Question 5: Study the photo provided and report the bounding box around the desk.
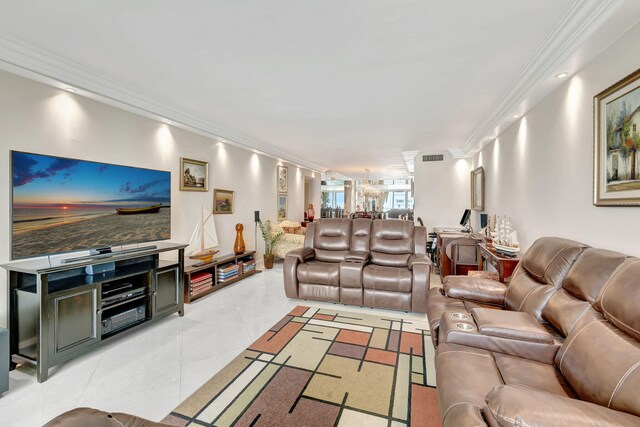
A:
[477,243,521,283]
[436,231,471,279]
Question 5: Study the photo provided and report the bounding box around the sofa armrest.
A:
[470,308,554,344]
[285,247,315,263]
[411,260,431,313]
[442,276,506,306]
[484,385,640,427]
[344,250,370,263]
[45,407,171,426]
[408,254,431,270]
[284,248,314,299]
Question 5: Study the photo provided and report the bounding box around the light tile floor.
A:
[0,262,439,426]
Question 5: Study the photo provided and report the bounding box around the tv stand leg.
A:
[178,309,184,317]
[37,275,50,383]
[37,363,48,383]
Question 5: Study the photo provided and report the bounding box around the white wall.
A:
[413,153,470,231]
[0,70,315,326]
[471,20,640,255]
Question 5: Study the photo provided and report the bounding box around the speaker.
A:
[480,213,488,228]
[254,210,260,222]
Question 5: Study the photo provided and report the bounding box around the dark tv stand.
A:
[1,242,187,382]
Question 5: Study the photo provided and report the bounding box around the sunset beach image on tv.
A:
[12,151,171,259]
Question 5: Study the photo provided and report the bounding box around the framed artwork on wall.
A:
[277,165,288,193]
[277,194,288,221]
[594,68,640,206]
[471,166,484,211]
[180,158,208,191]
[213,189,234,214]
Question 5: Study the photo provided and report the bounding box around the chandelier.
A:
[358,169,382,198]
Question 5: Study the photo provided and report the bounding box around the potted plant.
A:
[258,220,284,269]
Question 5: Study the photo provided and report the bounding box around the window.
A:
[331,191,345,208]
[321,186,345,209]
[382,179,414,210]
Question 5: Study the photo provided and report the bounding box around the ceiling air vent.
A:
[422,154,444,162]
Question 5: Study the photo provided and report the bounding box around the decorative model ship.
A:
[187,207,220,264]
[490,215,520,254]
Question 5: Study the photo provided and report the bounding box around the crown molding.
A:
[0,35,328,173]
[460,0,625,157]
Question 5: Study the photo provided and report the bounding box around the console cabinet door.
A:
[49,286,99,362]
[153,267,181,317]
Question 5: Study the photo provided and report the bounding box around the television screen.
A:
[11,151,171,259]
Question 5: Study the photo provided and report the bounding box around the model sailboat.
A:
[187,207,220,264]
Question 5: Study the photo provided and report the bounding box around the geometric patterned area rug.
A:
[162,306,441,426]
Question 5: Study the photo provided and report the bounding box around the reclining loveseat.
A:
[427,237,640,426]
[284,218,431,312]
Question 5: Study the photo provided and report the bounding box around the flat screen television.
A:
[11,151,171,260]
[459,209,471,228]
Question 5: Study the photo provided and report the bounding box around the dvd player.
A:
[101,283,146,308]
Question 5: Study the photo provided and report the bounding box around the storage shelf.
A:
[47,261,155,295]
[184,251,256,303]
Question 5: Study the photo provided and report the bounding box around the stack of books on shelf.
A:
[217,263,239,283]
[189,271,213,296]
[242,259,256,273]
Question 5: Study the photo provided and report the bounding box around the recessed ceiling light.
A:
[512,114,519,119]
[65,87,77,93]
[555,72,569,79]
[164,120,172,125]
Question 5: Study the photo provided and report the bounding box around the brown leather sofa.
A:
[284,218,430,312]
[429,237,639,426]
[427,237,587,345]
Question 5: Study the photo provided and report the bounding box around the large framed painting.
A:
[277,194,288,221]
[594,68,640,206]
[180,158,208,191]
[213,189,234,214]
[277,165,288,193]
[471,166,484,211]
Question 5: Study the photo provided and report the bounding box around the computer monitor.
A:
[460,209,471,229]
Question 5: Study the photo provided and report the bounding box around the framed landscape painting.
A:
[213,189,234,214]
[594,68,640,206]
[471,166,484,211]
[180,158,208,191]
[277,194,288,221]
[277,165,288,193]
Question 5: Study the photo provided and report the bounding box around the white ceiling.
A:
[0,1,638,177]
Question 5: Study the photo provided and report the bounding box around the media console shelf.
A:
[1,242,187,383]
[184,251,256,303]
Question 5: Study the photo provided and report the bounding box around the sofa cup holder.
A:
[455,322,475,331]
[450,312,470,320]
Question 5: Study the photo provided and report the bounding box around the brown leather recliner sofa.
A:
[428,237,640,426]
[284,218,431,312]
[427,237,588,346]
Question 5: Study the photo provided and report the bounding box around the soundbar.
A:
[61,245,158,264]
